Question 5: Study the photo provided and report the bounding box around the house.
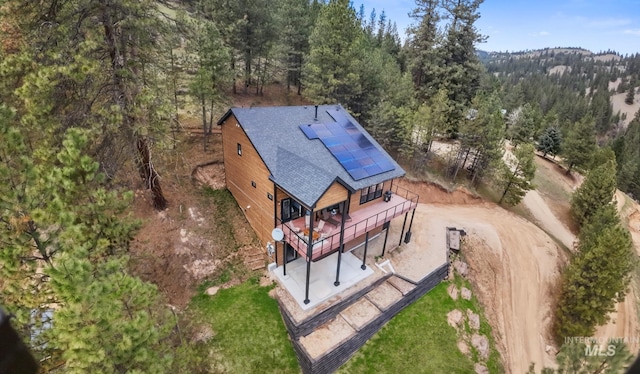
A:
[217,104,418,304]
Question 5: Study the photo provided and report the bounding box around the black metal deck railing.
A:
[279,184,419,261]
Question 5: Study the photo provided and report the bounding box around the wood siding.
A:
[315,181,348,210]
[220,114,274,247]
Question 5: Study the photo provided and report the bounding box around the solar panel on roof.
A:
[298,109,395,180]
[300,124,318,139]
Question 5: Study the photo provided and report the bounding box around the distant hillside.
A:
[481,46,640,130]
[480,47,624,59]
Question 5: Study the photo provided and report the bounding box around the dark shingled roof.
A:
[219,104,405,208]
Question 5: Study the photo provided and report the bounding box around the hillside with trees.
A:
[1,0,639,372]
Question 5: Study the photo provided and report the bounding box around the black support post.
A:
[404,208,416,244]
[381,221,390,257]
[361,231,369,270]
[335,194,350,286]
[283,244,287,276]
[398,212,408,247]
[304,208,314,305]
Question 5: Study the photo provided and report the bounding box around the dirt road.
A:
[416,189,640,372]
[522,190,576,250]
[419,202,565,373]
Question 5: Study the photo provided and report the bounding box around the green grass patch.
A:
[476,182,537,225]
[533,158,572,203]
[339,281,502,374]
[202,187,242,250]
[190,278,299,373]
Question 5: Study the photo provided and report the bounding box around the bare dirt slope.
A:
[422,202,565,373]
[522,190,576,249]
[611,89,640,127]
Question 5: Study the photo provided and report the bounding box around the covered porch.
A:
[280,184,419,262]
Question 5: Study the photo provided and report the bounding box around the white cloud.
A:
[624,29,640,36]
[587,17,632,28]
[529,31,551,37]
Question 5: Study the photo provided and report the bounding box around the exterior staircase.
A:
[242,246,266,271]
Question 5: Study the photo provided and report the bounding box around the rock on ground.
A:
[457,340,470,356]
[467,309,480,330]
[461,286,472,300]
[205,286,219,296]
[453,259,469,277]
[471,334,490,360]
[448,283,459,300]
[475,363,489,374]
[447,309,464,328]
[191,325,214,343]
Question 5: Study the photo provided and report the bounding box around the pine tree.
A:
[366,59,415,153]
[571,158,617,226]
[614,112,640,198]
[302,0,364,108]
[455,92,505,184]
[439,0,485,126]
[555,205,635,341]
[0,0,175,210]
[202,0,276,94]
[49,253,173,373]
[274,0,314,94]
[590,82,613,133]
[536,127,562,158]
[411,88,452,155]
[0,120,175,370]
[406,0,443,102]
[186,16,232,151]
[508,103,541,147]
[498,143,536,205]
[562,117,596,175]
[625,86,635,105]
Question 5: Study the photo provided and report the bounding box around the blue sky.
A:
[358,0,640,55]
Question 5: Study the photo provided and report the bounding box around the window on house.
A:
[281,198,303,223]
[237,143,242,155]
[267,193,273,200]
[360,182,384,204]
[251,181,256,188]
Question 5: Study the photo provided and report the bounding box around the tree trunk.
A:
[499,181,512,203]
[201,95,208,152]
[470,151,484,186]
[101,3,168,211]
[244,51,251,94]
[566,162,574,175]
[296,53,303,95]
[170,47,179,149]
[231,58,236,94]
[452,147,469,181]
[499,163,521,203]
[136,137,167,210]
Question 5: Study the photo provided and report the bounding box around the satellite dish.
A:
[271,228,284,241]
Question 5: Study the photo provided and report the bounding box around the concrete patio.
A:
[272,251,375,311]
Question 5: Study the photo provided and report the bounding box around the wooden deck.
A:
[281,193,417,261]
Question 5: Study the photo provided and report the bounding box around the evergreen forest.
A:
[1,0,639,372]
